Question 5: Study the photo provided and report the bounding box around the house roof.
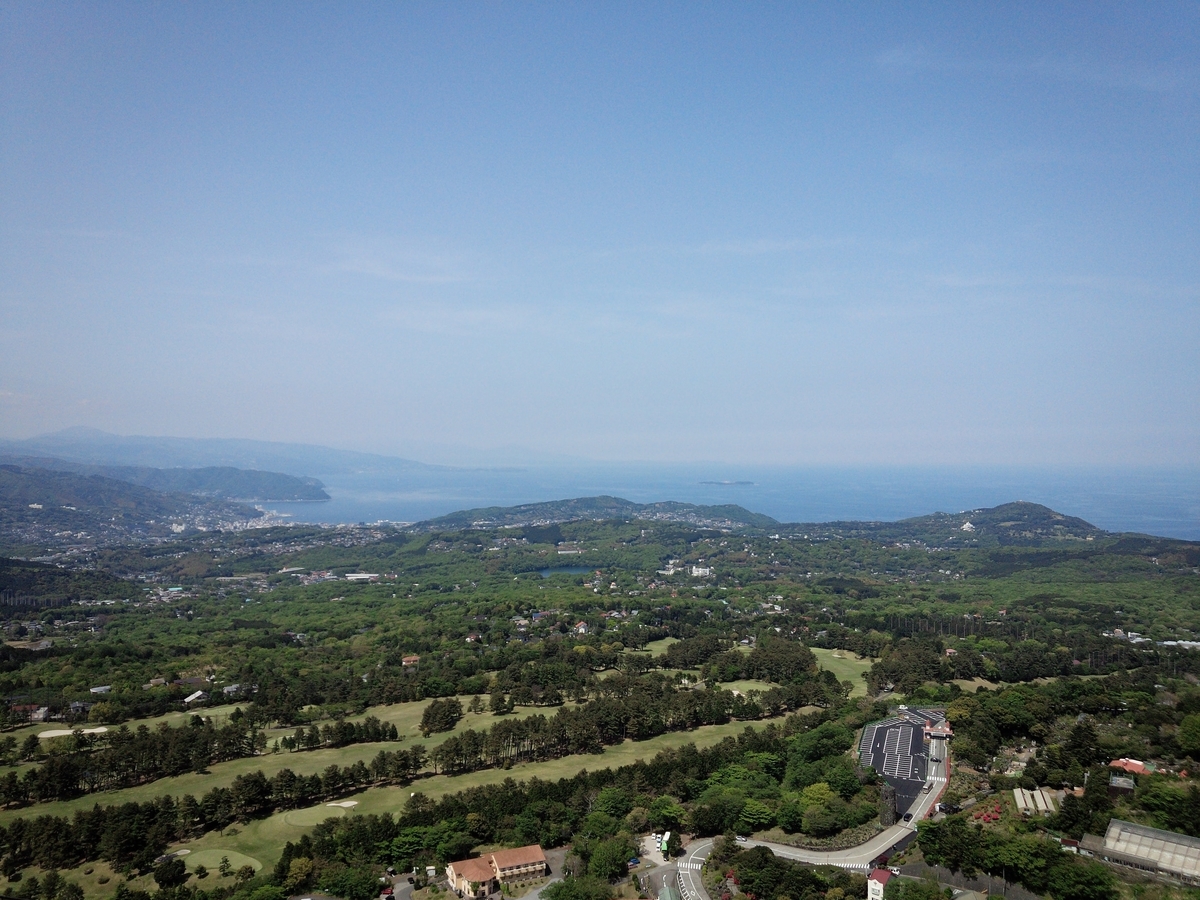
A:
[450,857,496,883]
[491,845,546,870]
[1110,758,1148,775]
[868,869,892,885]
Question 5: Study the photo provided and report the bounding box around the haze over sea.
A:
[265,465,1200,541]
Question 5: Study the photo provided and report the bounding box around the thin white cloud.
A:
[877,44,1198,95]
[318,236,476,285]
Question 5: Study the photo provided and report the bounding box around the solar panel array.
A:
[881,726,914,778]
[858,717,902,770]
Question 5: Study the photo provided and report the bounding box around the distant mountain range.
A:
[0,428,443,478]
[0,455,328,502]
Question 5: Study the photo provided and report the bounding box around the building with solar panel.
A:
[1080,819,1200,885]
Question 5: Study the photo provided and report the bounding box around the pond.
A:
[537,566,593,578]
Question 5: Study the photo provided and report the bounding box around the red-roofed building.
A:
[868,869,893,900]
[1110,758,1150,776]
[447,857,496,897]
[447,845,547,897]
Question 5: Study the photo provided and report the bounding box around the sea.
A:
[256,464,1200,541]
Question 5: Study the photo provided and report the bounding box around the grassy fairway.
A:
[344,715,785,816]
[342,696,567,742]
[641,637,679,657]
[184,849,262,873]
[181,714,785,870]
[34,713,789,892]
[0,700,584,828]
[719,679,778,694]
[12,712,792,897]
[811,648,874,697]
[0,710,784,830]
[8,703,251,745]
[0,740,398,827]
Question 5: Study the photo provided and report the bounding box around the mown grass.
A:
[9,713,791,899]
[717,679,778,695]
[0,700,578,828]
[6,703,251,746]
[810,648,874,697]
[640,637,679,657]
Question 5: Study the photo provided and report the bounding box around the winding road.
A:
[666,748,949,900]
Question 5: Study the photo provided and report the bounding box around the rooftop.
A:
[490,845,547,870]
[450,857,496,883]
[1093,819,1200,882]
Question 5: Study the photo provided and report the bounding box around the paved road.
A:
[676,839,714,900]
[524,873,564,900]
[743,750,947,872]
[666,743,949,900]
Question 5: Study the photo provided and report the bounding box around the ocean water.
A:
[259,464,1200,540]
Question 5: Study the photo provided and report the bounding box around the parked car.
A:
[736,836,747,843]
[902,813,913,821]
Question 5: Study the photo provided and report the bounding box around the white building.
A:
[867,869,892,900]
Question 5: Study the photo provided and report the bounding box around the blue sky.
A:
[1,3,1197,465]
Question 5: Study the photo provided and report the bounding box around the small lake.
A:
[538,566,594,578]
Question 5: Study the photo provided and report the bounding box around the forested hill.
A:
[0,465,263,550]
[413,495,779,531]
[418,497,1187,553]
[0,455,329,502]
[785,501,1108,547]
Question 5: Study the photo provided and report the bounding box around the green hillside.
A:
[415,494,779,531]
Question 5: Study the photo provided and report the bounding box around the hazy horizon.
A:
[3,5,1197,467]
[4,425,1198,539]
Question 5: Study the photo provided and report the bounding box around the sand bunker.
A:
[326,800,359,808]
[38,726,108,739]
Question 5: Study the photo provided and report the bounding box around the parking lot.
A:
[858,709,941,814]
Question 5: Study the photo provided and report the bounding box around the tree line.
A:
[2,714,401,806]
[0,745,428,876]
[919,816,1116,900]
